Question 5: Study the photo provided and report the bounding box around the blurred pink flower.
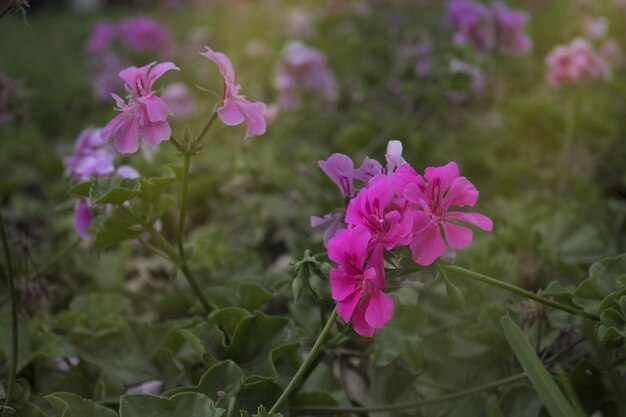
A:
[493,3,532,55]
[396,162,493,266]
[118,16,173,53]
[64,127,115,181]
[546,38,611,87]
[201,46,267,138]
[447,58,485,102]
[275,41,337,108]
[600,39,623,67]
[583,16,608,39]
[161,82,195,118]
[89,51,127,102]
[101,62,179,154]
[86,21,117,54]
[74,201,94,239]
[328,227,394,337]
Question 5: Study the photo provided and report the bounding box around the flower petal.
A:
[101,111,128,141]
[144,95,170,122]
[445,211,493,231]
[443,221,473,249]
[352,300,375,337]
[330,268,358,302]
[74,203,93,239]
[365,289,394,329]
[337,291,361,323]
[217,98,245,126]
[238,99,267,138]
[113,115,140,154]
[443,176,478,208]
[410,224,446,266]
[424,161,459,191]
[139,120,171,147]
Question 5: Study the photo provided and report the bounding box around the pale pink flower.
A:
[101,62,179,154]
[583,16,608,39]
[86,21,117,54]
[447,0,494,54]
[117,16,173,53]
[275,41,337,108]
[493,3,532,55]
[200,46,267,138]
[64,127,115,181]
[546,38,611,87]
[161,82,195,118]
[396,162,493,266]
[328,227,394,337]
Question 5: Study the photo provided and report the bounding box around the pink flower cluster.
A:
[64,128,140,238]
[319,141,492,336]
[446,0,532,56]
[275,41,337,108]
[546,38,611,87]
[85,16,174,102]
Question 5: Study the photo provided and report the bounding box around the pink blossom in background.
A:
[583,16,608,39]
[89,51,127,102]
[318,153,357,198]
[201,46,267,138]
[546,38,611,87]
[161,82,195,118]
[116,165,140,179]
[311,212,346,246]
[346,175,413,250]
[328,227,394,337]
[101,62,179,154]
[117,16,173,54]
[600,39,623,67]
[86,21,117,54]
[447,58,485,102]
[74,201,94,239]
[64,127,115,181]
[493,3,532,55]
[395,162,493,266]
[446,0,532,56]
[275,41,337,108]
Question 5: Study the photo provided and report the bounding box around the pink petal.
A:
[101,112,128,141]
[74,203,93,239]
[337,291,361,323]
[365,244,386,288]
[445,211,493,231]
[143,96,170,122]
[330,269,358,302]
[410,224,446,266]
[113,115,140,154]
[238,99,267,137]
[443,221,473,249]
[424,162,459,191]
[200,47,236,86]
[443,176,478,208]
[351,300,375,337]
[139,120,171,147]
[147,62,179,86]
[217,98,245,126]
[364,289,394,329]
[403,182,424,204]
[118,66,140,90]
[412,211,432,234]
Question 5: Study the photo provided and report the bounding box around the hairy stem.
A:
[270,307,338,413]
[0,209,18,417]
[295,373,527,413]
[443,265,599,320]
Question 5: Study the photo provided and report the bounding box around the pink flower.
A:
[346,175,413,250]
[117,16,173,53]
[101,62,179,154]
[493,3,532,55]
[86,21,117,54]
[583,16,608,39]
[319,153,357,198]
[397,162,493,266]
[447,0,494,54]
[275,41,337,108]
[200,47,267,138]
[64,127,116,181]
[74,201,94,239]
[161,82,195,118]
[546,38,611,87]
[311,212,346,246]
[328,227,394,337]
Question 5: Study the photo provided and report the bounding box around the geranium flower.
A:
[493,3,532,55]
[345,175,413,250]
[546,38,611,87]
[328,227,394,337]
[64,127,115,181]
[397,162,493,266]
[101,62,178,154]
[201,46,267,138]
[319,153,357,198]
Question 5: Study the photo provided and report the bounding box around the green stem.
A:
[177,153,191,260]
[0,209,17,417]
[29,238,80,281]
[269,307,338,413]
[195,111,219,146]
[295,373,527,413]
[443,265,599,321]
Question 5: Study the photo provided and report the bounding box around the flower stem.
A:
[269,307,338,413]
[0,209,18,417]
[195,111,219,146]
[294,373,527,413]
[442,264,599,321]
[177,152,191,260]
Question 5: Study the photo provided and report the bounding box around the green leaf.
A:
[88,206,143,252]
[372,301,424,373]
[89,177,142,205]
[164,360,245,403]
[68,181,93,197]
[573,254,626,315]
[45,392,118,417]
[501,316,580,417]
[119,392,224,417]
